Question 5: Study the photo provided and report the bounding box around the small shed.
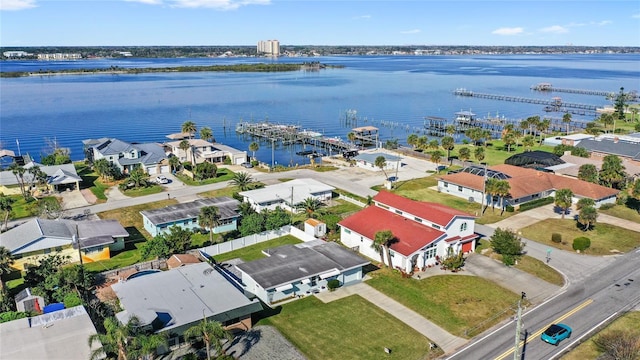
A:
[14,288,44,314]
[304,218,326,238]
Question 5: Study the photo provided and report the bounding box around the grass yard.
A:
[175,168,235,186]
[84,241,145,273]
[599,202,640,223]
[5,194,40,219]
[75,162,109,201]
[197,186,241,199]
[481,247,565,287]
[391,176,516,225]
[520,219,640,255]
[561,311,640,360]
[259,295,440,360]
[366,268,520,337]
[121,184,163,197]
[97,199,177,242]
[212,235,302,263]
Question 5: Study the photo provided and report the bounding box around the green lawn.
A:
[197,186,241,199]
[366,268,520,337]
[6,194,39,219]
[84,241,145,273]
[75,162,109,201]
[175,168,235,186]
[97,199,177,233]
[599,203,640,223]
[212,235,302,262]
[448,141,557,166]
[520,219,640,255]
[259,295,440,360]
[121,184,163,197]
[561,311,640,360]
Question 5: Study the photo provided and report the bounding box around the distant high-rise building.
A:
[257,40,280,57]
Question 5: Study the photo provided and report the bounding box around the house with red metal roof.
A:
[338,191,477,273]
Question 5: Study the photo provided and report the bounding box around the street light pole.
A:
[513,291,526,360]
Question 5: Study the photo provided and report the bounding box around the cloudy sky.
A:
[1,0,639,46]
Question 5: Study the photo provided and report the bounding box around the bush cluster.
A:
[518,197,554,211]
[551,233,562,243]
[572,237,591,251]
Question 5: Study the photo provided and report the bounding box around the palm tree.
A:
[473,146,485,163]
[445,124,457,136]
[495,180,511,215]
[373,230,395,268]
[200,126,214,143]
[484,178,500,213]
[230,172,255,191]
[406,133,418,149]
[8,163,27,199]
[578,206,598,231]
[0,246,15,290]
[522,135,535,152]
[184,318,232,360]
[428,139,439,151]
[430,150,443,170]
[295,197,324,218]
[458,147,471,164]
[0,195,15,232]
[248,142,259,162]
[93,158,111,181]
[168,155,181,173]
[537,118,551,145]
[89,316,141,360]
[374,156,390,184]
[198,206,221,243]
[440,136,455,162]
[178,140,193,164]
[181,120,197,139]
[128,167,148,189]
[132,333,168,360]
[554,188,573,219]
[562,112,572,135]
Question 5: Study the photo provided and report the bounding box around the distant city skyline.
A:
[1,0,639,47]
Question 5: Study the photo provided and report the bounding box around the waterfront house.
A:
[164,139,247,165]
[238,178,334,213]
[83,138,169,175]
[338,191,477,273]
[235,241,369,306]
[140,197,240,237]
[0,218,128,270]
[111,262,263,350]
[0,161,81,194]
[576,133,640,167]
[437,164,619,209]
[352,152,402,172]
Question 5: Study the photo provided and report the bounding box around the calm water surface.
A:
[1,54,639,165]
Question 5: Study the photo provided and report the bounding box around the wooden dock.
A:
[530,83,615,97]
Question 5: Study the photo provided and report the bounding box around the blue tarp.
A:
[43,303,65,314]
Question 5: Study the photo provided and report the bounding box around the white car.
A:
[155,175,169,184]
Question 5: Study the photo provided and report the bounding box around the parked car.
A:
[241,162,253,168]
[541,323,572,345]
[155,175,169,184]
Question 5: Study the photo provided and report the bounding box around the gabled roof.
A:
[577,138,640,160]
[140,197,240,226]
[373,191,473,228]
[338,205,447,257]
[238,178,335,206]
[235,242,369,290]
[84,138,167,166]
[0,162,80,186]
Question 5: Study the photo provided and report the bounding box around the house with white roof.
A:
[83,138,169,175]
[339,191,478,274]
[164,138,247,165]
[140,197,241,237]
[238,178,334,213]
[111,262,263,349]
[0,218,128,270]
[234,241,369,306]
[352,152,401,172]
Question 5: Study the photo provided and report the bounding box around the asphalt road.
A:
[445,248,640,360]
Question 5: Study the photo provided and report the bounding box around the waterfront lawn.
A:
[520,219,640,255]
[259,295,439,360]
[175,168,235,186]
[448,141,557,166]
[561,311,640,360]
[366,268,520,337]
[212,235,302,263]
[75,162,109,202]
[391,176,516,224]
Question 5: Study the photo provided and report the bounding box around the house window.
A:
[432,224,441,230]
[424,243,437,259]
[444,182,448,188]
[460,222,467,232]
[414,217,422,223]
[395,210,403,215]
[378,204,389,210]
[360,236,363,242]
[458,186,463,192]
[344,229,351,234]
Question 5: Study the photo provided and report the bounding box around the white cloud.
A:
[400,29,421,34]
[540,25,568,34]
[125,0,270,10]
[593,20,611,26]
[633,13,640,19]
[0,0,37,11]
[353,14,371,20]
[492,27,524,36]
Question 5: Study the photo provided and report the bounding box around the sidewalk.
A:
[316,282,467,354]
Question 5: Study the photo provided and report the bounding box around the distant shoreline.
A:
[0,62,344,78]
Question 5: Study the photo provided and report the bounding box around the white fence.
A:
[199,224,317,257]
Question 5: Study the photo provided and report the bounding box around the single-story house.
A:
[576,134,640,167]
[548,153,640,180]
[83,138,169,175]
[111,262,263,350]
[560,134,595,146]
[140,197,240,237]
[437,164,619,209]
[238,178,334,213]
[352,152,401,172]
[0,161,81,194]
[0,218,129,270]
[0,306,103,360]
[164,139,247,165]
[235,241,369,306]
[339,191,478,274]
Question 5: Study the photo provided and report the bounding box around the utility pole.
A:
[514,291,526,360]
[290,186,294,224]
[271,138,275,170]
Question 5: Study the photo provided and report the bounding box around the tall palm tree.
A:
[458,147,471,164]
[132,333,168,360]
[8,163,27,199]
[248,142,259,162]
[537,118,551,145]
[554,188,573,219]
[89,316,141,360]
[347,132,356,146]
[200,127,214,143]
[181,120,197,139]
[0,195,15,232]
[178,140,193,164]
[445,124,457,137]
[184,318,232,360]
[373,230,395,269]
[230,172,255,191]
[198,206,221,243]
[440,136,455,161]
[371,231,386,266]
[0,246,15,290]
[295,197,324,218]
[495,180,511,215]
[168,155,181,173]
[406,133,418,149]
[374,156,389,183]
[484,178,500,213]
[473,146,485,163]
[562,112,572,135]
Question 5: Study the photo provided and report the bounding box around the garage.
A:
[462,241,474,253]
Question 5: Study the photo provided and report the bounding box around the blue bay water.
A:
[1,54,639,166]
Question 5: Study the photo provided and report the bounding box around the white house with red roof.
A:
[338,191,477,273]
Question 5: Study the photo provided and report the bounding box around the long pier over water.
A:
[235,122,356,153]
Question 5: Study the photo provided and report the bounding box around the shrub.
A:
[572,237,591,251]
[551,233,562,243]
[519,197,554,211]
[599,203,615,210]
[63,292,82,308]
[327,279,341,291]
[505,205,515,213]
[223,156,232,165]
